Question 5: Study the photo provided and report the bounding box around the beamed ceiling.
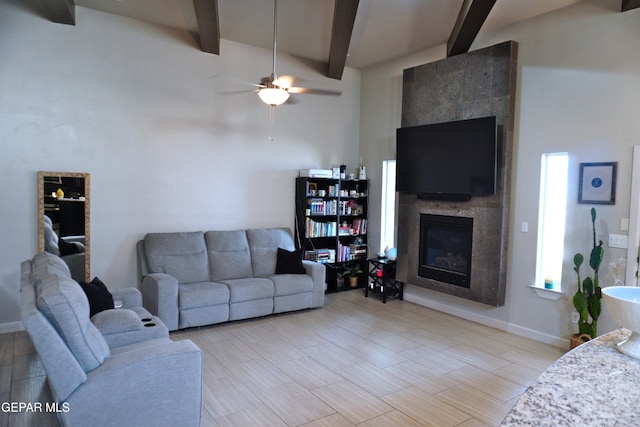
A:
[41,0,639,80]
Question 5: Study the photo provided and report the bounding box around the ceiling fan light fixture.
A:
[258,87,290,106]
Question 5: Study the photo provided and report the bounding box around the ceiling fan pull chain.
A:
[268,106,276,142]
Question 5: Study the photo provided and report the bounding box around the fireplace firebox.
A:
[419,214,473,288]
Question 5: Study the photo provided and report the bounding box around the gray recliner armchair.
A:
[21,252,202,427]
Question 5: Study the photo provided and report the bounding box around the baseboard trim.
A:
[0,321,24,334]
[404,292,568,349]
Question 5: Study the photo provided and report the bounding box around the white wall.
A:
[0,2,361,326]
[360,0,640,347]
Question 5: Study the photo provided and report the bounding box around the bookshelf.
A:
[295,177,369,293]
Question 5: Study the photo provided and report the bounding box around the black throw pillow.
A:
[78,277,115,317]
[59,237,82,256]
[275,248,306,274]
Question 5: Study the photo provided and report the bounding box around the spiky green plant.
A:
[572,207,604,339]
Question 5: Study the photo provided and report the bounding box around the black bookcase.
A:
[295,177,369,293]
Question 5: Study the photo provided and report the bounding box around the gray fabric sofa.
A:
[21,252,202,427]
[137,227,325,331]
[43,215,86,282]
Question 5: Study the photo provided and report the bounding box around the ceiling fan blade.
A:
[210,75,265,89]
[283,95,301,105]
[217,89,259,95]
[287,87,342,96]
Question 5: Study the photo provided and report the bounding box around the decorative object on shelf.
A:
[343,262,363,287]
[340,165,346,179]
[384,246,397,261]
[544,278,554,289]
[300,169,333,178]
[56,188,64,198]
[578,162,617,205]
[359,165,367,180]
[571,207,604,346]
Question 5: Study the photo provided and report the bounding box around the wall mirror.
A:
[38,171,90,282]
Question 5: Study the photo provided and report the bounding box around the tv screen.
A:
[396,116,497,196]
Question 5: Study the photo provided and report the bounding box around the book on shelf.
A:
[337,243,350,262]
[307,199,337,215]
[304,250,318,261]
[351,218,367,235]
[316,248,336,264]
[305,218,337,238]
[349,244,367,260]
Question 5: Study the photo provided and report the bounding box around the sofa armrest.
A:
[302,260,326,307]
[110,287,143,309]
[64,339,202,427]
[141,273,179,331]
[91,309,143,335]
[91,309,169,348]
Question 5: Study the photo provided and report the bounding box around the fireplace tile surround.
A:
[396,41,517,306]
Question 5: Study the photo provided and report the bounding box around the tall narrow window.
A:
[380,160,397,252]
[536,152,569,290]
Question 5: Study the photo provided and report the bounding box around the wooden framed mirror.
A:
[38,171,90,282]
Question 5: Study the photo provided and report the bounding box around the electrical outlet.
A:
[572,312,579,324]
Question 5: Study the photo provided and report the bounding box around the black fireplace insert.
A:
[419,214,473,288]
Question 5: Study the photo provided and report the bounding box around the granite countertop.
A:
[501,329,640,426]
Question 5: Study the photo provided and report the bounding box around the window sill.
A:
[529,285,565,301]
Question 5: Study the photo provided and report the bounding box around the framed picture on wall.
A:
[578,162,617,204]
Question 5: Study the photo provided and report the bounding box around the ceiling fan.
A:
[217,0,341,106]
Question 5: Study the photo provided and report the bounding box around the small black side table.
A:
[365,258,403,303]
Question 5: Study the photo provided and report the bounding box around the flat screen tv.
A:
[396,116,497,196]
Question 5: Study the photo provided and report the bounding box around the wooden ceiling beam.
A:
[43,0,76,25]
[327,0,359,80]
[622,0,640,11]
[447,0,496,57]
[193,0,220,55]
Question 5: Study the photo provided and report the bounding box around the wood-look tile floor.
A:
[0,290,566,426]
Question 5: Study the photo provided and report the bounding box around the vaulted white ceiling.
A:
[72,0,585,70]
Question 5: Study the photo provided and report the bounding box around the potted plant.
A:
[571,207,604,348]
[343,262,363,287]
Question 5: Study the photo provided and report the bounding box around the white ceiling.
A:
[74,0,584,69]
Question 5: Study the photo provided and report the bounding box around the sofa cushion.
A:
[275,248,306,274]
[32,252,71,283]
[178,281,230,310]
[247,228,296,277]
[205,230,253,281]
[144,232,209,284]
[78,277,114,317]
[36,274,110,372]
[219,278,274,303]
[270,274,314,296]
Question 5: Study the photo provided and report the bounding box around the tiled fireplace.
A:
[396,41,518,307]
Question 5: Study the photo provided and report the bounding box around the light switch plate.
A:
[621,218,629,231]
[608,234,628,249]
